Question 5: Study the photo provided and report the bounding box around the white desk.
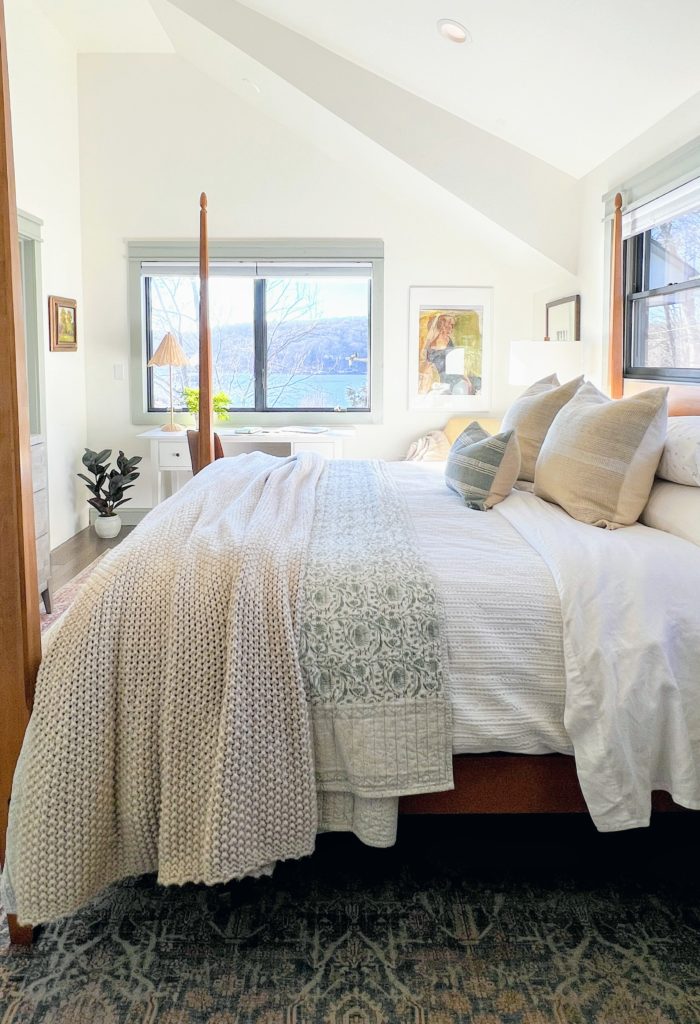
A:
[138,427,353,506]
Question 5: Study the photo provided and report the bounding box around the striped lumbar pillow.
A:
[534,382,669,528]
[445,422,521,510]
[500,374,584,481]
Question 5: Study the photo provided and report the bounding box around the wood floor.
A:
[50,524,134,592]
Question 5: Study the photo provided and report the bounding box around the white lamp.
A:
[509,340,584,387]
[147,332,190,432]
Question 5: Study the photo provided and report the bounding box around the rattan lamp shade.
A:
[148,332,189,368]
[148,332,190,432]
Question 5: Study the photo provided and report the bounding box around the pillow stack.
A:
[445,421,521,510]
[534,383,668,528]
[641,416,700,546]
[500,374,584,481]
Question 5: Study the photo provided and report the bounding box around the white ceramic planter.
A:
[94,514,122,539]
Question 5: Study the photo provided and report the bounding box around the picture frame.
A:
[545,294,580,342]
[408,286,492,411]
[48,295,77,352]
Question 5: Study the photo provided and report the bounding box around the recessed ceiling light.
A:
[437,19,471,44]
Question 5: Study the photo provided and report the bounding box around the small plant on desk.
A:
[181,386,231,423]
[78,448,142,539]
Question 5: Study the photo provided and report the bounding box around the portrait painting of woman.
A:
[409,287,492,411]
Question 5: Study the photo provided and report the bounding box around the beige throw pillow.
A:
[534,383,669,528]
[500,374,584,481]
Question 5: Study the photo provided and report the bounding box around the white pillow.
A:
[641,480,700,547]
[657,417,700,486]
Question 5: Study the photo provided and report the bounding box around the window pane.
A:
[264,276,370,410]
[148,275,255,410]
[632,286,700,369]
[648,209,700,290]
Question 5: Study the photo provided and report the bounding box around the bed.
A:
[4,193,700,941]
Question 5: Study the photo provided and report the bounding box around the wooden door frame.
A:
[0,0,41,946]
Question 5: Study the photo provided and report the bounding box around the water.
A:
[154,371,368,412]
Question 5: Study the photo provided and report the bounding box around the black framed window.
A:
[145,263,372,413]
[624,204,700,382]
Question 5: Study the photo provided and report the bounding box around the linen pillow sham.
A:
[641,480,700,547]
[534,382,668,528]
[500,374,584,481]
[445,422,521,510]
[657,416,700,486]
[405,430,451,462]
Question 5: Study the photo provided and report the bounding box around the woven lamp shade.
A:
[148,332,189,368]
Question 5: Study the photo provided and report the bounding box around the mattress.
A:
[389,462,572,755]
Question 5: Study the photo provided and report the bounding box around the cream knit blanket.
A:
[4,453,452,925]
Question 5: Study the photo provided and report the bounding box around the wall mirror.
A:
[545,294,580,342]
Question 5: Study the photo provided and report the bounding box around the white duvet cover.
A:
[393,463,700,831]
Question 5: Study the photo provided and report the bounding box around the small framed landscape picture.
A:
[48,296,77,352]
[409,286,492,411]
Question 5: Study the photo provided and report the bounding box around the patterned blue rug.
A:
[2,819,700,1023]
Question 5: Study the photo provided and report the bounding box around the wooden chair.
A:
[187,430,224,475]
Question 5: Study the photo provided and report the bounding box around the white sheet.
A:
[499,491,700,831]
[389,463,572,755]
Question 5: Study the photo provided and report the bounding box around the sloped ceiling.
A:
[29,0,700,272]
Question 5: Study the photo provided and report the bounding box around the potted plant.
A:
[78,448,142,539]
[181,386,231,426]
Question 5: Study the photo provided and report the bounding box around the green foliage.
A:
[181,386,231,421]
[78,448,142,518]
[345,384,368,408]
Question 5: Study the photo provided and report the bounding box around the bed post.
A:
[198,192,214,470]
[0,0,39,946]
[608,192,624,399]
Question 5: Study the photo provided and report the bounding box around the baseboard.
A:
[88,507,151,527]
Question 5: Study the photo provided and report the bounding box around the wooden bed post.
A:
[197,192,214,470]
[608,192,624,399]
[0,0,40,947]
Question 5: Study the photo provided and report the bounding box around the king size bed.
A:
[3,194,700,937]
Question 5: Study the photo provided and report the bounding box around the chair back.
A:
[187,430,224,475]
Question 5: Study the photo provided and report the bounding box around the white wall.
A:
[7,0,88,545]
[78,54,576,509]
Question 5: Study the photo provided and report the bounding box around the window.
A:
[624,181,700,382]
[130,241,383,423]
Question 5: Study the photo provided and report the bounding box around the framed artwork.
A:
[48,296,77,352]
[545,294,580,341]
[408,286,492,411]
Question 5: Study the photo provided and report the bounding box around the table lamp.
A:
[147,332,189,432]
[509,340,584,387]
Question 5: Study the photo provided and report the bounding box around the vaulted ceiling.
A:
[32,0,700,271]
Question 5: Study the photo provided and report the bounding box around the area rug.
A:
[40,556,104,634]
[2,820,700,1023]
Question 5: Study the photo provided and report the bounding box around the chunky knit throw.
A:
[3,453,452,926]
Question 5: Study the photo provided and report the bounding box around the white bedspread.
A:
[498,491,700,831]
[389,464,571,755]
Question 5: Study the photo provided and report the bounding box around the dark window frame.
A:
[624,227,700,383]
[144,270,373,414]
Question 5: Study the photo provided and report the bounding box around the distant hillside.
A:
[176,316,369,375]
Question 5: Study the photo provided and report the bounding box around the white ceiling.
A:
[234,0,700,178]
[33,0,173,53]
[31,0,700,177]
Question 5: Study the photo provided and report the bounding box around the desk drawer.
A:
[158,442,191,469]
[292,440,335,458]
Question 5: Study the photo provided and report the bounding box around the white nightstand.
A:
[138,427,353,506]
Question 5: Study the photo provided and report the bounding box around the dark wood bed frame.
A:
[0,23,698,942]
